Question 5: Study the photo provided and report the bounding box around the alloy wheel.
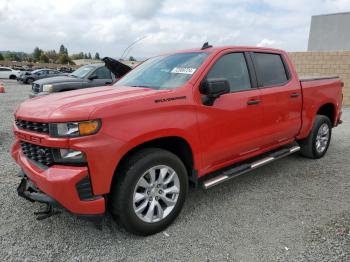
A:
[315,123,330,153]
[133,165,180,223]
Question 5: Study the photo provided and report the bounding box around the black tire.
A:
[298,115,332,159]
[26,78,34,85]
[9,75,16,80]
[109,148,188,235]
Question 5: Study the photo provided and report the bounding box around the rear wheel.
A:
[9,75,16,80]
[299,115,332,159]
[109,148,188,235]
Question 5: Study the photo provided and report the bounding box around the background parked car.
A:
[0,66,20,79]
[58,66,75,73]
[30,57,132,97]
[18,69,67,84]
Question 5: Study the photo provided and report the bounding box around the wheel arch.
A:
[110,136,196,192]
[316,102,336,126]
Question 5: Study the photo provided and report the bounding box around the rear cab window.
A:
[253,52,289,87]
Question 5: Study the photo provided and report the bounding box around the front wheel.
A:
[299,115,332,159]
[109,148,188,235]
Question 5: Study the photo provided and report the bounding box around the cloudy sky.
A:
[0,0,350,58]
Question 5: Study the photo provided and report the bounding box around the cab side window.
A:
[253,53,289,86]
[206,53,251,92]
[93,67,112,79]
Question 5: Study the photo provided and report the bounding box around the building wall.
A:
[308,12,350,51]
[289,51,350,106]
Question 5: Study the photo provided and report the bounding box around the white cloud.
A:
[257,38,282,48]
[0,0,350,58]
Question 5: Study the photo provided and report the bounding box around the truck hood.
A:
[16,86,164,121]
[102,57,132,78]
[34,75,84,85]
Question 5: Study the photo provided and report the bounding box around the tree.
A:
[33,47,42,61]
[88,52,92,59]
[46,50,58,63]
[129,56,136,61]
[40,53,49,63]
[70,52,86,60]
[58,53,70,64]
[84,53,88,59]
[0,53,4,60]
[94,52,100,60]
[4,52,20,61]
[59,44,65,54]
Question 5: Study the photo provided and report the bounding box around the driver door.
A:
[197,52,265,172]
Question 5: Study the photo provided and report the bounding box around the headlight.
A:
[42,84,53,92]
[49,120,101,137]
[52,148,86,164]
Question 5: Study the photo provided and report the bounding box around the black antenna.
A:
[201,42,212,50]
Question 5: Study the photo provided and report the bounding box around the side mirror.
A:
[200,78,230,106]
[88,75,98,81]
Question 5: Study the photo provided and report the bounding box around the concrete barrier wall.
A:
[289,51,350,106]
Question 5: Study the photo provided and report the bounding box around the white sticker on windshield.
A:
[171,67,197,75]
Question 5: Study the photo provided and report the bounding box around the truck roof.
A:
[169,45,285,55]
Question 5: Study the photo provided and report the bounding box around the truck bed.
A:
[299,75,339,82]
[297,76,343,139]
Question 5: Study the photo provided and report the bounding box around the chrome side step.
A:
[202,145,300,189]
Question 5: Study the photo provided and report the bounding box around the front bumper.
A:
[12,141,105,216]
[17,173,58,205]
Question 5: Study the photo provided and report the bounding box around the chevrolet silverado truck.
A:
[12,44,343,235]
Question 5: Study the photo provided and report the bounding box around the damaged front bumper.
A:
[17,172,57,205]
[17,171,104,226]
[17,172,61,220]
[12,140,106,226]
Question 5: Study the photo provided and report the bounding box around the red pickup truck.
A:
[12,45,343,235]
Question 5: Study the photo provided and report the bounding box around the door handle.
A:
[105,82,112,84]
[247,99,261,105]
[290,93,300,98]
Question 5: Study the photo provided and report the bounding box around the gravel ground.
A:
[0,79,350,262]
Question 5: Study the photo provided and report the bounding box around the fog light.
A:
[60,149,84,160]
[52,148,86,164]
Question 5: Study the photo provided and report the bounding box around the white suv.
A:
[0,66,20,79]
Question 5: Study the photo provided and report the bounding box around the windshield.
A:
[31,69,42,74]
[115,52,209,90]
[70,65,95,78]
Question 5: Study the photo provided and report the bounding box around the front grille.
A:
[20,141,54,167]
[32,83,41,93]
[15,119,49,134]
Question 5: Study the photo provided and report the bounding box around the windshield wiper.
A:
[130,85,151,88]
